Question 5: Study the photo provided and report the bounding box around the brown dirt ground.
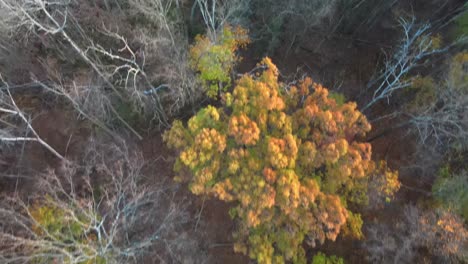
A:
[139,133,250,263]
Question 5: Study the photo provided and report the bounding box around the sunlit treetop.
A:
[165,57,400,264]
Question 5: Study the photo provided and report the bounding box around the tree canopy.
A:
[164,57,400,263]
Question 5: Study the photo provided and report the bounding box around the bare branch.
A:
[363,17,452,112]
[0,140,194,263]
[0,79,65,160]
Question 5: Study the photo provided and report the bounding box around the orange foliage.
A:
[229,114,260,145]
[164,57,399,263]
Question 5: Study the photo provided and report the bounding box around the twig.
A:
[194,195,206,232]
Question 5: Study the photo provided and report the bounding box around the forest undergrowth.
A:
[0,0,467,263]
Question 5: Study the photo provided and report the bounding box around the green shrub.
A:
[432,168,468,221]
[312,252,344,264]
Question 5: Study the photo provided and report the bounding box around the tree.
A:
[191,0,251,38]
[365,204,468,263]
[433,168,468,222]
[248,0,337,54]
[0,0,144,136]
[407,52,468,148]
[0,140,194,263]
[0,0,199,130]
[366,161,401,209]
[362,17,450,112]
[164,57,400,263]
[189,24,249,98]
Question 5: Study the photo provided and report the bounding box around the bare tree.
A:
[126,0,207,119]
[0,140,194,263]
[192,0,251,40]
[0,0,208,130]
[128,0,182,47]
[365,204,468,263]
[408,92,468,147]
[249,0,338,54]
[75,22,172,127]
[362,17,453,112]
[407,59,468,147]
[0,0,147,138]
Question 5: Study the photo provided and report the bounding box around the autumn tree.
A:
[189,25,249,98]
[164,57,399,263]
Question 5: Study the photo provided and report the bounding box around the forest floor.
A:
[0,0,465,263]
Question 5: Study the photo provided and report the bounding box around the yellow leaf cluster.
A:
[370,161,401,202]
[161,120,188,149]
[267,135,298,169]
[232,59,285,115]
[229,114,260,145]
